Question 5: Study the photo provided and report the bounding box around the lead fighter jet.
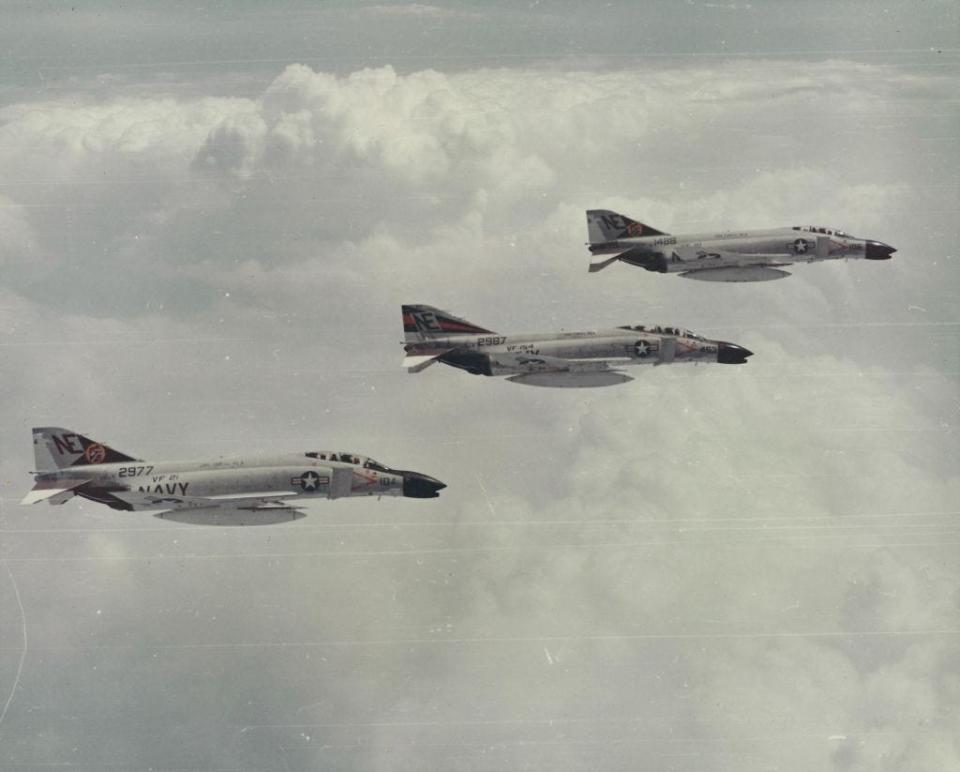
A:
[586,209,896,281]
[402,304,752,388]
[21,427,445,525]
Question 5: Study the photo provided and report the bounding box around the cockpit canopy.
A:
[792,226,851,238]
[618,324,705,340]
[305,451,389,471]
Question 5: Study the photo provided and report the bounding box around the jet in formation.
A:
[586,209,896,282]
[402,304,752,388]
[21,427,446,525]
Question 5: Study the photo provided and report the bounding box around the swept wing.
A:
[492,351,631,374]
[110,489,300,512]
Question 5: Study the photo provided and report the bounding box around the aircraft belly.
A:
[507,372,634,388]
[680,266,792,282]
[155,509,306,526]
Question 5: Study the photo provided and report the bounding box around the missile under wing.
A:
[586,209,896,281]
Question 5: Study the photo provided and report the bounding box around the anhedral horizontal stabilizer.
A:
[403,353,445,372]
[588,254,621,273]
[20,478,89,505]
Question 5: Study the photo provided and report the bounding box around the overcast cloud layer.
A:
[0,4,958,771]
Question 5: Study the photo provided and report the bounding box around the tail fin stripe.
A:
[587,209,667,243]
[32,427,138,471]
[402,305,494,343]
[435,320,491,334]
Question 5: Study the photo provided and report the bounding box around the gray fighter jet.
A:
[402,304,752,388]
[21,427,445,525]
[587,209,896,281]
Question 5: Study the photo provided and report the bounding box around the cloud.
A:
[3,59,939,330]
[0,56,957,771]
[361,4,468,18]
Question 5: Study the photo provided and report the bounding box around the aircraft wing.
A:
[104,489,307,526]
[497,353,635,388]
[110,489,300,512]
[673,246,793,266]
[153,504,306,526]
[560,357,633,373]
[492,352,630,374]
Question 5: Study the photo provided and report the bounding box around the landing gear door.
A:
[329,467,353,499]
[658,337,676,364]
[816,236,831,259]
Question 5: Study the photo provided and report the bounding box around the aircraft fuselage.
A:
[586,212,896,281]
[33,454,406,510]
[24,428,446,521]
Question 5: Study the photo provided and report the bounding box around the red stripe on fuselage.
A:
[403,312,491,335]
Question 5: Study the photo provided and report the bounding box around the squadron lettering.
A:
[52,433,83,455]
[138,482,189,495]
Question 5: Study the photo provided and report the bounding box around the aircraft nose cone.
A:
[401,472,446,499]
[717,342,753,365]
[865,240,896,260]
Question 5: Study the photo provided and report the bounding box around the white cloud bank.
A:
[0,58,957,772]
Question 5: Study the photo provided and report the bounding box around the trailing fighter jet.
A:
[21,427,445,525]
[402,304,752,388]
[586,209,896,281]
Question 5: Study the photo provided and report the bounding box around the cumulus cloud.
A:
[2,59,942,327]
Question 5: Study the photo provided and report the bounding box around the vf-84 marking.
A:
[401,304,752,389]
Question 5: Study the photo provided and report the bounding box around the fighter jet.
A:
[586,209,896,281]
[21,427,446,525]
[402,304,752,388]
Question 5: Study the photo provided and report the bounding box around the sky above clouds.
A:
[0,3,958,771]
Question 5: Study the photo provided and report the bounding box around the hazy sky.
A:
[0,3,958,771]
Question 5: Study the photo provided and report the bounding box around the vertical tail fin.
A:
[586,210,667,243]
[401,305,494,343]
[32,427,139,471]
